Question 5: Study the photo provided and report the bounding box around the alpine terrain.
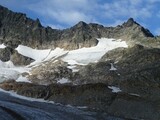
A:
[0,5,160,120]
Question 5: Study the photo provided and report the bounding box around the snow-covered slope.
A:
[16,38,128,65]
[0,38,128,83]
[16,46,68,66]
[16,45,51,62]
[0,60,14,68]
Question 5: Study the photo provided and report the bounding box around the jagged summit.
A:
[74,21,87,28]
[122,18,154,37]
[124,18,136,26]
[0,5,156,50]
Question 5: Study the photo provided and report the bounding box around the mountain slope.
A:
[1,5,160,120]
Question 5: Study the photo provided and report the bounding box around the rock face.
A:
[28,60,73,85]
[10,50,34,65]
[0,47,34,65]
[0,47,13,61]
[0,5,154,50]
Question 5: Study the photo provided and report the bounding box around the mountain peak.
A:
[122,18,154,37]
[74,21,87,28]
[123,18,137,27]
[127,18,135,23]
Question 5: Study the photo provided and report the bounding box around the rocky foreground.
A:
[1,5,160,120]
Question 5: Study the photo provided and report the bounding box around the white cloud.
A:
[102,0,152,19]
[43,10,93,25]
[29,0,97,25]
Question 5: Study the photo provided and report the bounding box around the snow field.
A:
[0,38,128,83]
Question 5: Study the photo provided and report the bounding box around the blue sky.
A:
[0,0,160,35]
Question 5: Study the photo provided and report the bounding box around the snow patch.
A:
[129,93,140,97]
[110,63,117,71]
[67,65,77,69]
[65,60,86,65]
[57,78,71,84]
[108,86,122,93]
[0,60,14,68]
[16,75,31,83]
[0,44,6,48]
[77,106,88,109]
[0,69,20,83]
[67,65,79,72]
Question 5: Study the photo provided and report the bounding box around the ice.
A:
[0,44,6,48]
[57,78,71,84]
[108,86,122,93]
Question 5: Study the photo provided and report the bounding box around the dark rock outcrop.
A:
[0,47,34,65]
[10,50,34,65]
[0,47,13,61]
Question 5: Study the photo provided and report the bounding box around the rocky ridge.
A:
[0,5,155,50]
